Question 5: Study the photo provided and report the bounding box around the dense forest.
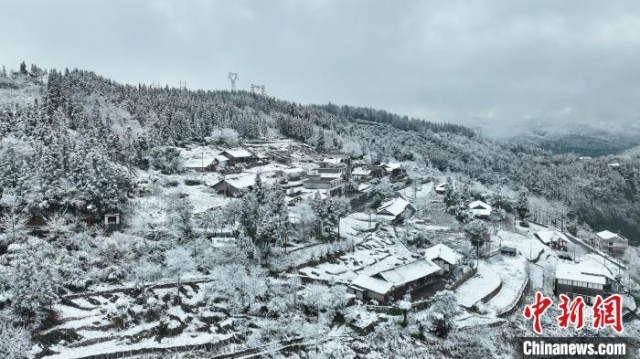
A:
[1,66,639,242]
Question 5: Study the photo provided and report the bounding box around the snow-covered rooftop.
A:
[376,259,440,286]
[555,261,609,285]
[376,197,413,216]
[469,200,491,209]
[222,149,253,158]
[596,230,625,241]
[535,229,568,244]
[223,174,265,189]
[319,172,342,180]
[323,157,342,165]
[352,167,371,176]
[181,146,221,168]
[382,162,402,170]
[357,183,371,192]
[424,244,462,265]
[469,200,491,218]
[351,275,394,295]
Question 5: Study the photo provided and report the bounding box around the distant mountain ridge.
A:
[517,131,640,157]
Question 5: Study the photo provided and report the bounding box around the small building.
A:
[424,244,462,274]
[347,259,441,303]
[366,165,386,178]
[595,230,628,255]
[534,229,569,250]
[554,260,616,304]
[322,157,344,167]
[376,197,416,223]
[500,246,517,257]
[213,154,229,170]
[285,195,303,206]
[434,182,447,195]
[219,149,257,167]
[184,156,217,172]
[303,172,344,196]
[275,167,306,181]
[25,215,48,234]
[181,147,222,172]
[468,200,492,219]
[351,166,372,181]
[382,162,404,178]
[104,213,121,232]
[315,167,346,177]
[348,275,394,303]
[212,175,260,197]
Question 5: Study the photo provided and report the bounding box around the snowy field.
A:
[485,255,529,315]
[455,261,502,309]
[39,282,236,359]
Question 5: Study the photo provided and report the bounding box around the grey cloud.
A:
[1,0,639,137]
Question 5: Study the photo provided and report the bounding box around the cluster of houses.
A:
[183,145,408,209]
[347,243,463,303]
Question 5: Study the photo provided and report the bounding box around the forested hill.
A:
[1,67,639,242]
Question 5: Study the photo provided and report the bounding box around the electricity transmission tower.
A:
[178,80,187,89]
[251,84,265,95]
[228,72,238,91]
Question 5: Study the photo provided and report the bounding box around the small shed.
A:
[104,213,121,232]
[500,246,517,257]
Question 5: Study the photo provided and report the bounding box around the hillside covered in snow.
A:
[0,65,639,358]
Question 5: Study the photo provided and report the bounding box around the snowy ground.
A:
[456,261,502,308]
[455,261,502,309]
[39,282,235,359]
[494,229,545,262]
[485,255,529,315]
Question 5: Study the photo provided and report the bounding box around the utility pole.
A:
[228,72,238,91]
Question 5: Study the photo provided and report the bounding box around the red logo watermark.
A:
[523,292,624,334]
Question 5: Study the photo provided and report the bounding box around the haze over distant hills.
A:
[460,116,640,157]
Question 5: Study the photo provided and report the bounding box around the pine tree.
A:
[443,177,456,207]
[11,245,60,324]
[516,190,530,221]
[464,220,490,267]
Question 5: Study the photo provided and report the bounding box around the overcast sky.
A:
[1,0,640,137]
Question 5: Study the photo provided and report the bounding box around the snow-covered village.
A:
[3,2,640,358]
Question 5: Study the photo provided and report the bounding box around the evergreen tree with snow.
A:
[11,245,60,325]
[464,219,490,267]
[164,247,195,300]
[516,190,530,221]
[426,290,460,338]
[0,320,32,359]
[443,177,456,207]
